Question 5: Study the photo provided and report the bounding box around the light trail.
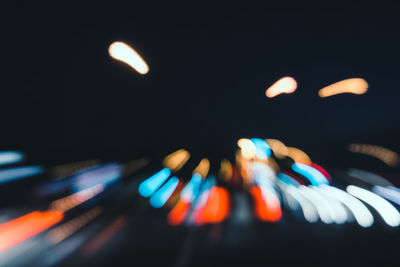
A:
[108,41,149,74]
[347,185,400,227]
[265,77,297,98]
[0,166,43,184]
[0,151,24,166]
[0,211,63,253]
[149,176,180,208]
[138,168,171,197]
[318,78,368,98]
[320,185,373,227]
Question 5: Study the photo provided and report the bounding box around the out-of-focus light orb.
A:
[163,149,190,172]
[237,138,257,159]
[108,41,149,74]
[287,147,311,163]
[318,78,368,98]
[265,139,288,159]
[193,158,210,178]
[348,143,400,167]
[265,77,297,98]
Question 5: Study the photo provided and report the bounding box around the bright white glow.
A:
[0,151,24,166]
[298,186,333,224]
[320,185,373,228]
[265,77,297,98]
[108,41,149,74]
[237,138,257,159]
[313,186,349,224]
[347,185,400,227]
[286,185,319,223]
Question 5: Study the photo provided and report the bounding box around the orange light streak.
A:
[250,186,282,222]
[167,200,191,226]
[83,216,127,255]
[0,211,63,253]
[47,207,102,243]
[318,78,368,98]
[194,187,230,225]
[49,184,104,212]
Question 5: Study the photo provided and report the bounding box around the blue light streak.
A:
[138,168,171,197]
[250,138,271,159]
[292,163,329,186]
[180,173,202,203]
[277,173,300,186]
[0,166,43,184]
[0,151,24,166]
[149,176,179,208]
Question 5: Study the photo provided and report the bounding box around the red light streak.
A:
[250,186,282,222]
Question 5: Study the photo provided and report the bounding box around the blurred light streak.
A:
[194,187,230,225]
[162,149,190,172]
[318,78,368,98]
[0,151,24,166]
[265,77,297,98]
[373,186,400,206]
[250,186,282,222]
[287,147,311,163]
[48,207,102,243]
[292,163,329,186]
[298,186,333,224]
[320,185,373,227]
[180,174,202,203]
[312,186,348,224]
[347,185,400,227]
[72,163,121,192]
[265,139,288,159]
[193,158,210,178]
[122,158,149,177]
[192,178,211,211]
[250,138,271,159]
[83,216,127,255]
[50,184,104,212]
[168,200,191,226]
[309,163,331,181]
[348,143,400,167]
[49,159,99,180]
[277,173,301,186]
[138,168,171,197]
[237,138,257,159]
[285,185,319,222]
[0,211,63,253]
[108,41,149,74]
[0,166,43,184]
[347,168,393,187]
[218,159,233,182]
[149,176,179,208]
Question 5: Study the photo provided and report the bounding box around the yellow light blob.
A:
[318,78,368,98]
[218,159,233,182]
[348,143,400,167]
[265,77,297,98]
[287,147,311,163]
[193,158,210,178]
[237,138,257,159]
[265,139,289,159]
[108,41,149,74]
[163,149,190,172]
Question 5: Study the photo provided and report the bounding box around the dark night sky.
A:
[3,1,400,165]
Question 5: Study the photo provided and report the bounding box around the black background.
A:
[4,1,400,166]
